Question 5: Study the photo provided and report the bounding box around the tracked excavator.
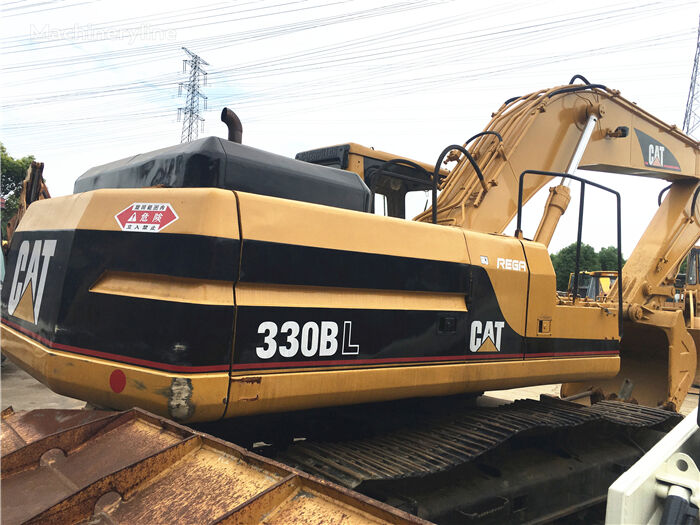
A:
[2,77,700,523]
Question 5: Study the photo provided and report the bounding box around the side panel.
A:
[231,192,483,373]
[520,240,620,358]
[1,189,240,421]
[225,194,619,417]
[461,230,529,351]
[226,194,536,417]
[3,230,237,371]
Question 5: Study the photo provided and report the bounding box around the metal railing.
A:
[515,170,623,337]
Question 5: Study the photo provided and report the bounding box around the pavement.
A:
[1,358,84,412]
[3,356,697,415]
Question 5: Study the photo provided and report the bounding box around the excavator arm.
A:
[573,178,700,409]
[415,81,698,238]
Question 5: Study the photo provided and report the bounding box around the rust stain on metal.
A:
[231,376,262,384]
[1,407,427,525]
[239,395,259,402]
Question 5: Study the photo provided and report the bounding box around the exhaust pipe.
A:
[221,107,243,144]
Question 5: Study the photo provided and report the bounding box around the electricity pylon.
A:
[178,47,208,143]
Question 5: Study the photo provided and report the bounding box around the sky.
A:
[1,0,699,257]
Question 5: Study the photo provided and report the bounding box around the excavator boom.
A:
[414,82,698,232]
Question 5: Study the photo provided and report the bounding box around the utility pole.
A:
[178,47,208,143]
[683,14,700,138]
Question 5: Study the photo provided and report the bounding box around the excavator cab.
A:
[566,271,618,301]
[682,246,700,303]
[296,143,445,219]
[680,246,700,387]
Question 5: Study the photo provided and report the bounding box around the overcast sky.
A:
[1,0,699,256]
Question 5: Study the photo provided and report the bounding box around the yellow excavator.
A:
[2,77,700,523]
[566,271,618,301]
[4,160,51,246]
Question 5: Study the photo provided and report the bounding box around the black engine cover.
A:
[74,136,371,213]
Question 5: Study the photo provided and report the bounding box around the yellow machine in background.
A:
[567,271,618,301]
[4,160,50,246]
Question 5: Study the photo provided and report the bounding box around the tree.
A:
[550,243,600,291]
[598,245,625,271]
[1,143,34,241]
[550,243,627,291]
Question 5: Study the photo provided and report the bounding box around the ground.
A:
[1,359,85,411]
[3,358,697,415]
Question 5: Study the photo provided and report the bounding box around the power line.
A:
[1,1,697,152]
[2,3,689,108]
[178,47,208,143]
[683,13,700,138]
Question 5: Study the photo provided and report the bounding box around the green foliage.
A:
[550,243,598,291]
[550,243,626,291]
[598,245,625,271]
[1,143,35,241]
[1,143,33,198]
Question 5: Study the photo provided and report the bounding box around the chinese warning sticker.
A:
[115,203,178,232]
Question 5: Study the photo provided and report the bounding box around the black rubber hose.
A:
[548,84,608,98]
[691,184,700,219]
[658,184,672,206]
[464,131,503,147]
[431,145,485,224]
[660,494,690,525]
[568,74,591,85]
[505,75,593,105]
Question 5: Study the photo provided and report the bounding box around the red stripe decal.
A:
[231,353,523,370]
[527,351,618,358]
[1,318,229,373]
[2,317,618,374]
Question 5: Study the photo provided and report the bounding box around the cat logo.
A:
[648,144,665,168]
[469,320,504,353]
[634,128,681,171]
[7,239,57,324]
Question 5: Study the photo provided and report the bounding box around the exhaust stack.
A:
[221,107,243,144]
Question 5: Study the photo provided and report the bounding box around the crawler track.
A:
[281,397,679,488]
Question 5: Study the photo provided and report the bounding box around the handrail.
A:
[515,169,623,337]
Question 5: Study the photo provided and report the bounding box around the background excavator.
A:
[2,77,700,524]
[3,160,50,248]
[566,271,618,301]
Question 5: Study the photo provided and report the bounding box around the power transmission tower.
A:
[178,47,208,143]
[683,14,700,138]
